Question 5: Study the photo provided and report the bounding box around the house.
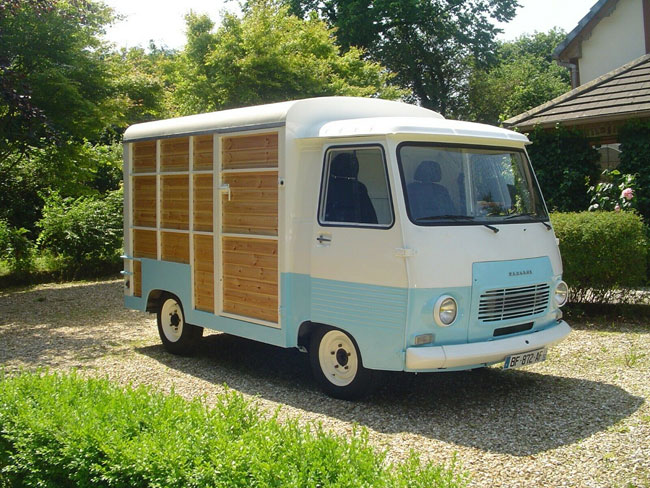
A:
[554,0,650,88]
[503,0,650,169]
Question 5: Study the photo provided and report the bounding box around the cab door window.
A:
[319,147,393,227]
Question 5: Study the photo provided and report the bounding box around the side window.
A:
[319,147,393,227]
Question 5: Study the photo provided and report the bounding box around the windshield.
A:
[397,143,548,226]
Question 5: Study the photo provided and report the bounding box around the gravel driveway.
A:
[1,279,648,487]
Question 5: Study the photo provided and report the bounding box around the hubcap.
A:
[160,298,183,342]
[318,330,358,387]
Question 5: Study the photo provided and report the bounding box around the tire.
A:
[309,326,376,400]
[156,293,203,356]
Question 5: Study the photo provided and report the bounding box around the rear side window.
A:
[319,147,393,227]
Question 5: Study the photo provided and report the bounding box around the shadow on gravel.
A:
[137,332,644,457]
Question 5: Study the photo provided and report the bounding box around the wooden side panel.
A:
[132,229,157,298]
[133,176,157,227]
[133,229,157,259]
[160,137,189,172]
[222,133,278,170]
[133,141,156,173]
[193,234,214,312]
[193,174,213,232]
[161,232,189,264]
[193,135,214,171]
[222,237,277,323]
[161,175,189,230]
[222,172,278,236]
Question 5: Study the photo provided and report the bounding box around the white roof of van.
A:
[123,96,527,144]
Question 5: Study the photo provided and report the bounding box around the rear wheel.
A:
[309,326,375,400]
[156,293,203,356]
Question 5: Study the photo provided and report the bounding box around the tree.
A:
[0,0,121,159]
[466,29,571,124]
[168,0,406,115]
[290,0,519,117]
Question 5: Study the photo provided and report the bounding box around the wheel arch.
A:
[145,289,166,313]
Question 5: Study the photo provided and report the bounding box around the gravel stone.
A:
[0,279,648,487]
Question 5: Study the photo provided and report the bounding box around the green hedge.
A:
[0,372,465,488]
[551,212,648,303]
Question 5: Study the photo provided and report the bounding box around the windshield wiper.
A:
[416,214,499,233]
[504,212,552,230]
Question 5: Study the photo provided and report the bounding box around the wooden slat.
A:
[160,137,189,172]
[222,212,278,235]
[222,133,278,151]
[223,172,278,189]
[133,229,157,259]
[161,232,189,264]
[223,251,277,269]
[223,149,278,169]
[222,300,277,323]
[223,263,278,283]
[161,175,189,230]
[224,276,277,296]
[133,141,156,173]
[222,237,277,256]
[193,135,214,171]
[133,260,142,297]
[193,174,213,232]
[193,234,214,313]
[133,176,156,227]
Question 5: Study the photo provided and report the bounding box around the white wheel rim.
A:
[161,298,184,342]
[318,330,359,387]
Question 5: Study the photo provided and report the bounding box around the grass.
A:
[0,371,467,488]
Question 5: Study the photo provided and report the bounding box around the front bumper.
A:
[405,320,571,371]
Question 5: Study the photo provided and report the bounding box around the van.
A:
[122,96,571,399]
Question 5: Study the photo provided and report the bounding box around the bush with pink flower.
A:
[587,169,638,212]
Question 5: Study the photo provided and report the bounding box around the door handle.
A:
[316,234,332,244]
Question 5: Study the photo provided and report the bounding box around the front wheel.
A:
[156,293,203,356]
[309,326,376,400]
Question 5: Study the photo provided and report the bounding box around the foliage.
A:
[169,0,406,116]
[587,169,637,212]
[0,220,34,274]
[551,212,648,303]
[37,189,123,272]
[618,118,650,221]
[108,43,177,127]
[467,30,571,124]
[290,0,518,117]
[0,0,121,160]
[527,125,601,212]
[0,142,123,233]
[0,371,467,488]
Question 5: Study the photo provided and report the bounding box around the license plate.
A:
[503,348,547,370]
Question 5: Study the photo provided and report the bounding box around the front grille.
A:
[478,283,550,322]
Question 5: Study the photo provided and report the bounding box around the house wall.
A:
[579,0,645,84]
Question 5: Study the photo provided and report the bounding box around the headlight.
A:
[434,295,457,327]
[554,281,569,307]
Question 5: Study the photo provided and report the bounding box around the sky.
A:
[103,0,598,51]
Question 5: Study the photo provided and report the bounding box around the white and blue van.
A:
[122,97,571,399]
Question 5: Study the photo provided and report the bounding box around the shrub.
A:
[551,211,648,303]
[526,125,601,212]
[37,188,123,273]
[0,372,466,488]
[0,219,34,274]
[587,169,637,212]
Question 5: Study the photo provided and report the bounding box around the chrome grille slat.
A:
[478,283,550,322]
